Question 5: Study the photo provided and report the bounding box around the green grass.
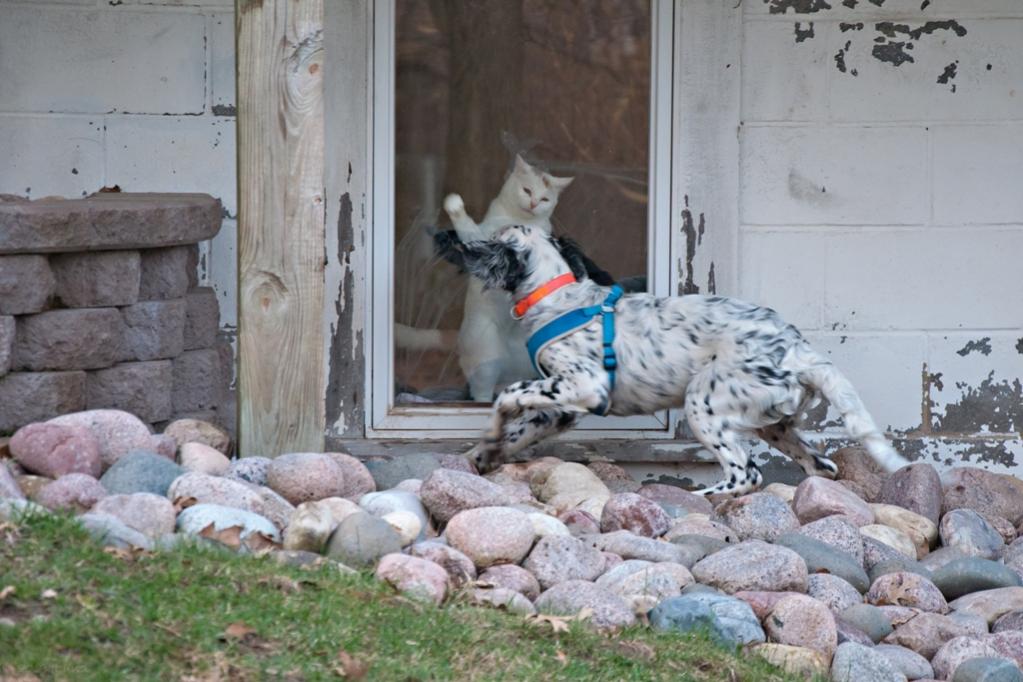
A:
[0,513,801,681]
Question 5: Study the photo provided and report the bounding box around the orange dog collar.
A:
[512,272,576,318]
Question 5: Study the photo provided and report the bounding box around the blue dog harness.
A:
[525,284,623,415]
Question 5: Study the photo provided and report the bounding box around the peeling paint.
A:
[840,22,864,33]
[707,261,716,295]
[842,0,858,7]
[873,40,915,67]
[955,337,991,357]
[680,195,700,295]
[920,0,931,9]
[794,22,815,43]
[1016,337,1023,355]
[325,192,364,437]
[933,371,1023,434]
[211,104,237,117]
[834,40,855,75]
[765,0,833,14]
[937,61,959,92]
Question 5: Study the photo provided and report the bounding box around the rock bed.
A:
[4,412,1023,681]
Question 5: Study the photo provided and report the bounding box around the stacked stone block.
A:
[0,193,232,435]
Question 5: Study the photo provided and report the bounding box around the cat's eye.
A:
[541,198,549,203]
[523,188,532,196]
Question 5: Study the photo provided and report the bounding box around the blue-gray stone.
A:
[657,502,690,520]
[79,511,153,550]
[99,450,183,496]
[648,596,736,648]
[670,534,728,560]
[325,511,402,567]
[359,490,429,541]
[776,532,870,593]
[933,558,1023,601]
[952,657,1023,682]
[940,509,1006,561]
[874,644,934,680]
[840,603,894,643]
[680,592,766,646]
[681,583,724,596]
[869,557,932,585]
[363,453,445,490]
[831,642,908,682]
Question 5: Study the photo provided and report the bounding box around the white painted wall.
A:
[0,0,238,369]
[736,0,1023,469]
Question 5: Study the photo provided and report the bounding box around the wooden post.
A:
[237,0,326,455]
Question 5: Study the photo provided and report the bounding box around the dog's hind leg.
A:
[683,374,760,497]
[757,421,838,478]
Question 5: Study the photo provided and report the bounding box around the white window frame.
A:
[367,0,677,439]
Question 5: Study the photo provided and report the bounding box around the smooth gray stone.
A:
[932,557,1023,601]
[776,531,870,593]
[840,603,894,643]
[952,657,1023,682]
[325,511,402,568]
[831,642,908,682]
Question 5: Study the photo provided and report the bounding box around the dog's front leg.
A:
[468,376,605,471]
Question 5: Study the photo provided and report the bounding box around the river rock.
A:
[941,509,1006,560]
[764,594,837,656]
[587,462,639,493]
[419,469,508,522]
[831,642,908,682]
[637,483,713,514]
[478,564,540,601]
[808,573,863,612]
[558,509,600,536]
[469,587,536,616]
[884,612,980,658]
[600,492,670,537]
[283,500,336,552]
[266,453,347,505]
[776,532,870,592]
[226,456,272,486]
[445,506,535,569]
[176,503,280,546]
[952,657,1023,682]
[793,476,874,527]
[988,630,1023,669]
[799,515,866,567]
[538,463,610,518]
[79,511,153,550]
[874,644,934,680]
[933,558,1023,601]
[179,442,230,476]
[951,588,1023,626]
[168,472,265,514]
[862,524,919,560]
[92,492,175,538]
[375,553,448,605]
[840,603,895,643]
[664,513,736,543]
[995,610,1023,634]
[360,490,430,539]
[596,560,693,600]
[48,410,156,469]
[714,492,800,542]
[325,511,402,567]
[692,539,807,593]
[763,482,797,505]
[162,418,230,454]
[534,580,635,630]
[752,643,830,678]
[832,446,886,501]
[932,636,1003,681]
[523,535,606,589]
[35,473,106,513]
[99,450,184,496]
[922,547,973,573]
[871,503,938,558]
[382,511,421,546]
[324,452,376,499]
[409,541,476,587]
[9,422,102,479]
[583,530,701,566]
[878,462,943,525]
[867,571,948,613]
[943,467,1023,527]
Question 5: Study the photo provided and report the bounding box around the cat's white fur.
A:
[397,155,573,401]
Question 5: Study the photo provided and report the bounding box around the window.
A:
[370,0,673,436]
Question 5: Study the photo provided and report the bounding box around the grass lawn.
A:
[0,512,801,681]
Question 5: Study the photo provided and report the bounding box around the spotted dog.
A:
[435,224,908,496]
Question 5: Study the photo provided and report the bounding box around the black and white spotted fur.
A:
[436,224,909,496]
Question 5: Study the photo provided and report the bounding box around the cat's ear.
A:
[543,173,574,191]
[554,236,615,286]
[513,154,532,176]
[468,241,526,292]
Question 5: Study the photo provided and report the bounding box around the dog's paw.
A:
[443,193,465,219]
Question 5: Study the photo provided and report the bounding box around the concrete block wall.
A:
[0,0,238,396]
[0,193,231,435]
[738,0,1023,471]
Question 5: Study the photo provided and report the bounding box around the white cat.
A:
[395,155,573,401]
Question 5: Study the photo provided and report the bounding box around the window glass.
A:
[393,0,651,405]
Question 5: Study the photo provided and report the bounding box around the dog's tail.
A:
[799,356,909,473]
[394,323,457,352]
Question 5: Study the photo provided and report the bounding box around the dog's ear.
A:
[554,236,616,286]
[435,231,525,292]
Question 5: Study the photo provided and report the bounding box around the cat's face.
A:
[506,155,573,219]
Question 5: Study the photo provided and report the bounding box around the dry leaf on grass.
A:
[220,622,257,642]
[173,496,199,514]
[0,667,42,682]
[613,640,656,662]
[0,586,14,601]
[555,650,569,665]
[199,524,244,551]
[40,589,57,600]
[102,546,151,561]
[0,522,19,547]
[334,650,368,680]
[525,608,594,633]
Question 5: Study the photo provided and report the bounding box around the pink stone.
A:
[765,594,838,657]
[558,508,600,536]
[35,473,106,512]
[637,483,713,514]
[600,492,671,537]
[266,453,347,505]
[793,476,874,527]
[179,442,231,476]
[375,553,449,605]
[734,590,805,620]
[408,541,477,587]
[48,409,155,470]
[866,571,948,613]
[478,563,541,601]
[325,452,376,499]
[92,492,176,538]
[9,422,101,478]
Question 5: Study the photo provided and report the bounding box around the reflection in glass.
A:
[394,0,651,405]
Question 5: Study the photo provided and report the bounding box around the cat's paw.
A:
[443,193,465,218]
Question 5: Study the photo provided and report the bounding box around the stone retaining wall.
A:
[0,193,233,436]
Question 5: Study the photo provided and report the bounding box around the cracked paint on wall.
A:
[680,195,705,296]
[932,372,1023,434]
[956,337,992,357]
